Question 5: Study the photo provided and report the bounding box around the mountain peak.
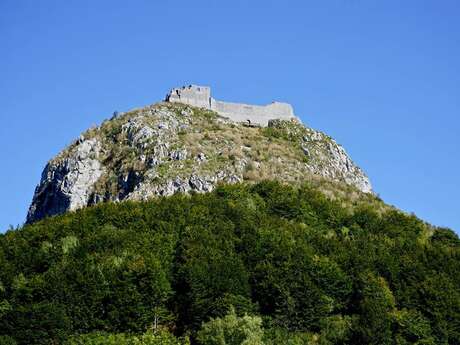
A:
[26,89,372,223]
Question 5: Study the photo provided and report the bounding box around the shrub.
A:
[197,308,264,345]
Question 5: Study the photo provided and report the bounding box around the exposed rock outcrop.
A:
[27,99,372,223]
[27,138,103,222]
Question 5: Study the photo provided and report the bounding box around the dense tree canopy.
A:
[0,181,458,344]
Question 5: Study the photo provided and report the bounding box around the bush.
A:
[197,308,264,345]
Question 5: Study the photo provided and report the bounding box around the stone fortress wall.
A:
[166,85,297,126]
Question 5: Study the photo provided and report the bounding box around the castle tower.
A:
[166,85,211,109]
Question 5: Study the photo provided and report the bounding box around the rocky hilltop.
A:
[27,89,372,223]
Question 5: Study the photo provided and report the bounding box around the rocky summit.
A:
[26,86,372,223]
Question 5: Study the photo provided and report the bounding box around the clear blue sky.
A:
[1,0,459,233]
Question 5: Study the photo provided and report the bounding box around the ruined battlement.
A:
[165,85,297,126]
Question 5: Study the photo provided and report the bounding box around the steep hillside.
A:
[13,90,457,345]
[1,182,459,344]
[27,102,371,223]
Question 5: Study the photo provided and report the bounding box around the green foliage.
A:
[197,308,264,345]
[2,302,71,344]
[318,315,352,344]
[355,273,396,345]
[0,182,459,344]
[65,330,188,345]
[391,309,435,345]
[61,235,79,254]
[0,336,17,345]
[261,120,305,142]
[263,328,315,345]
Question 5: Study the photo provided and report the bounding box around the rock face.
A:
[26,98,372,223]
[27,138,103,222]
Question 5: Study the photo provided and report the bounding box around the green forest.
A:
[0,181,459,344]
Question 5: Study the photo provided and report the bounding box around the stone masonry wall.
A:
[166,85,211,109]
[166,85,297,126]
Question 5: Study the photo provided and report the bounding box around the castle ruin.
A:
[165,85,297,126]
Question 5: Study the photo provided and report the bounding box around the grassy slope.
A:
[48,103,371,204]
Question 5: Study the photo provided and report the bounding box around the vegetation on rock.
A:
[27,103,372,223]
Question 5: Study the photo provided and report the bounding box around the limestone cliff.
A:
[26,100,372,223]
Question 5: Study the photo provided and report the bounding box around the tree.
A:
[197,308,264,345]
[355,273,396,345]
